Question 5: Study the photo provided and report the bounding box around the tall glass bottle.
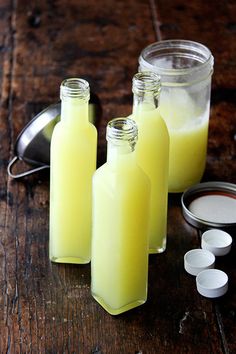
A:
[132,72,169,253]
[49,78,97,263]
[91,118,150,315]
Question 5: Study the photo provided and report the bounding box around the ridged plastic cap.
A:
[184,249,215,276]
[196,269,228,298]
[201,229,232,256]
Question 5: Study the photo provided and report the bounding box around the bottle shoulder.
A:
[51,121,61,140]
[138,115,169,142]
[93,161,150,190]
[133,108,169,134]
[88,122,98,137]
[93,163,108,178]
[51,120,97,140]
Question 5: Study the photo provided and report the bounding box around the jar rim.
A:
[139,39,214,77]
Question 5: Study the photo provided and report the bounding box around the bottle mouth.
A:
[106,117,138,144]
[60,78,90,100]
[132,72,161,96]
[139,40,214,85]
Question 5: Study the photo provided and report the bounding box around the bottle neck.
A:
[106,118,138,164]
[107,140,135,164]
[61,98,89,124]
[132,72,161,114]
[60,78,90,124]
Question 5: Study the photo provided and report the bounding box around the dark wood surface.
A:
[0,0,235,352]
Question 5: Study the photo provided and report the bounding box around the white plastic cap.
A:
[184,249,215,276]
[196,269,228,298]
[201,229,232,256]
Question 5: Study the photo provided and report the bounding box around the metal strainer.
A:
[8,94,101,178]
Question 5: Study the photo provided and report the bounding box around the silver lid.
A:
[181,181,236,230]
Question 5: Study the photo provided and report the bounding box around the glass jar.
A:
[139,40,214,193]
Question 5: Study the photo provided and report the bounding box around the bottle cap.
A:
[181,181,236,231]
[184,249,215,276]
[201,229,232,256]
[196,269,228,298]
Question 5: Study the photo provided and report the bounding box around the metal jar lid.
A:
[8,93,101,178]
[181,181,236,231]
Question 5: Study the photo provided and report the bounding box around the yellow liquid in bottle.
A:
[159,88,209,192]
[50,101,97,263]
[132,107,169,253]
[91,152,150,315]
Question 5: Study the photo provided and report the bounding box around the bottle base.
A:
[50,256,90,264]
[149,244,166,254]
[168,187,186,193]
[92,293,146,315]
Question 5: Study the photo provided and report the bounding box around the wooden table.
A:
[0,0,235,352]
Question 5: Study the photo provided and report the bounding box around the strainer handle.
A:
[7,156,49,178]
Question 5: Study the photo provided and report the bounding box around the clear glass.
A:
[132,71,161,110]
[60,77,90,101]
[91,118,150,315]
[49,78,97,264]
[139,40,214,192]
[132,72,169,253]
[106,117,138,159]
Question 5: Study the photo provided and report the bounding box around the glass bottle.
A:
[49,78,97,263]
[132,72,169,253]
[91,117,150,315]
[139,40,214,192]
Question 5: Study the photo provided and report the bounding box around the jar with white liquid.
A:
[139,40,214,193]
